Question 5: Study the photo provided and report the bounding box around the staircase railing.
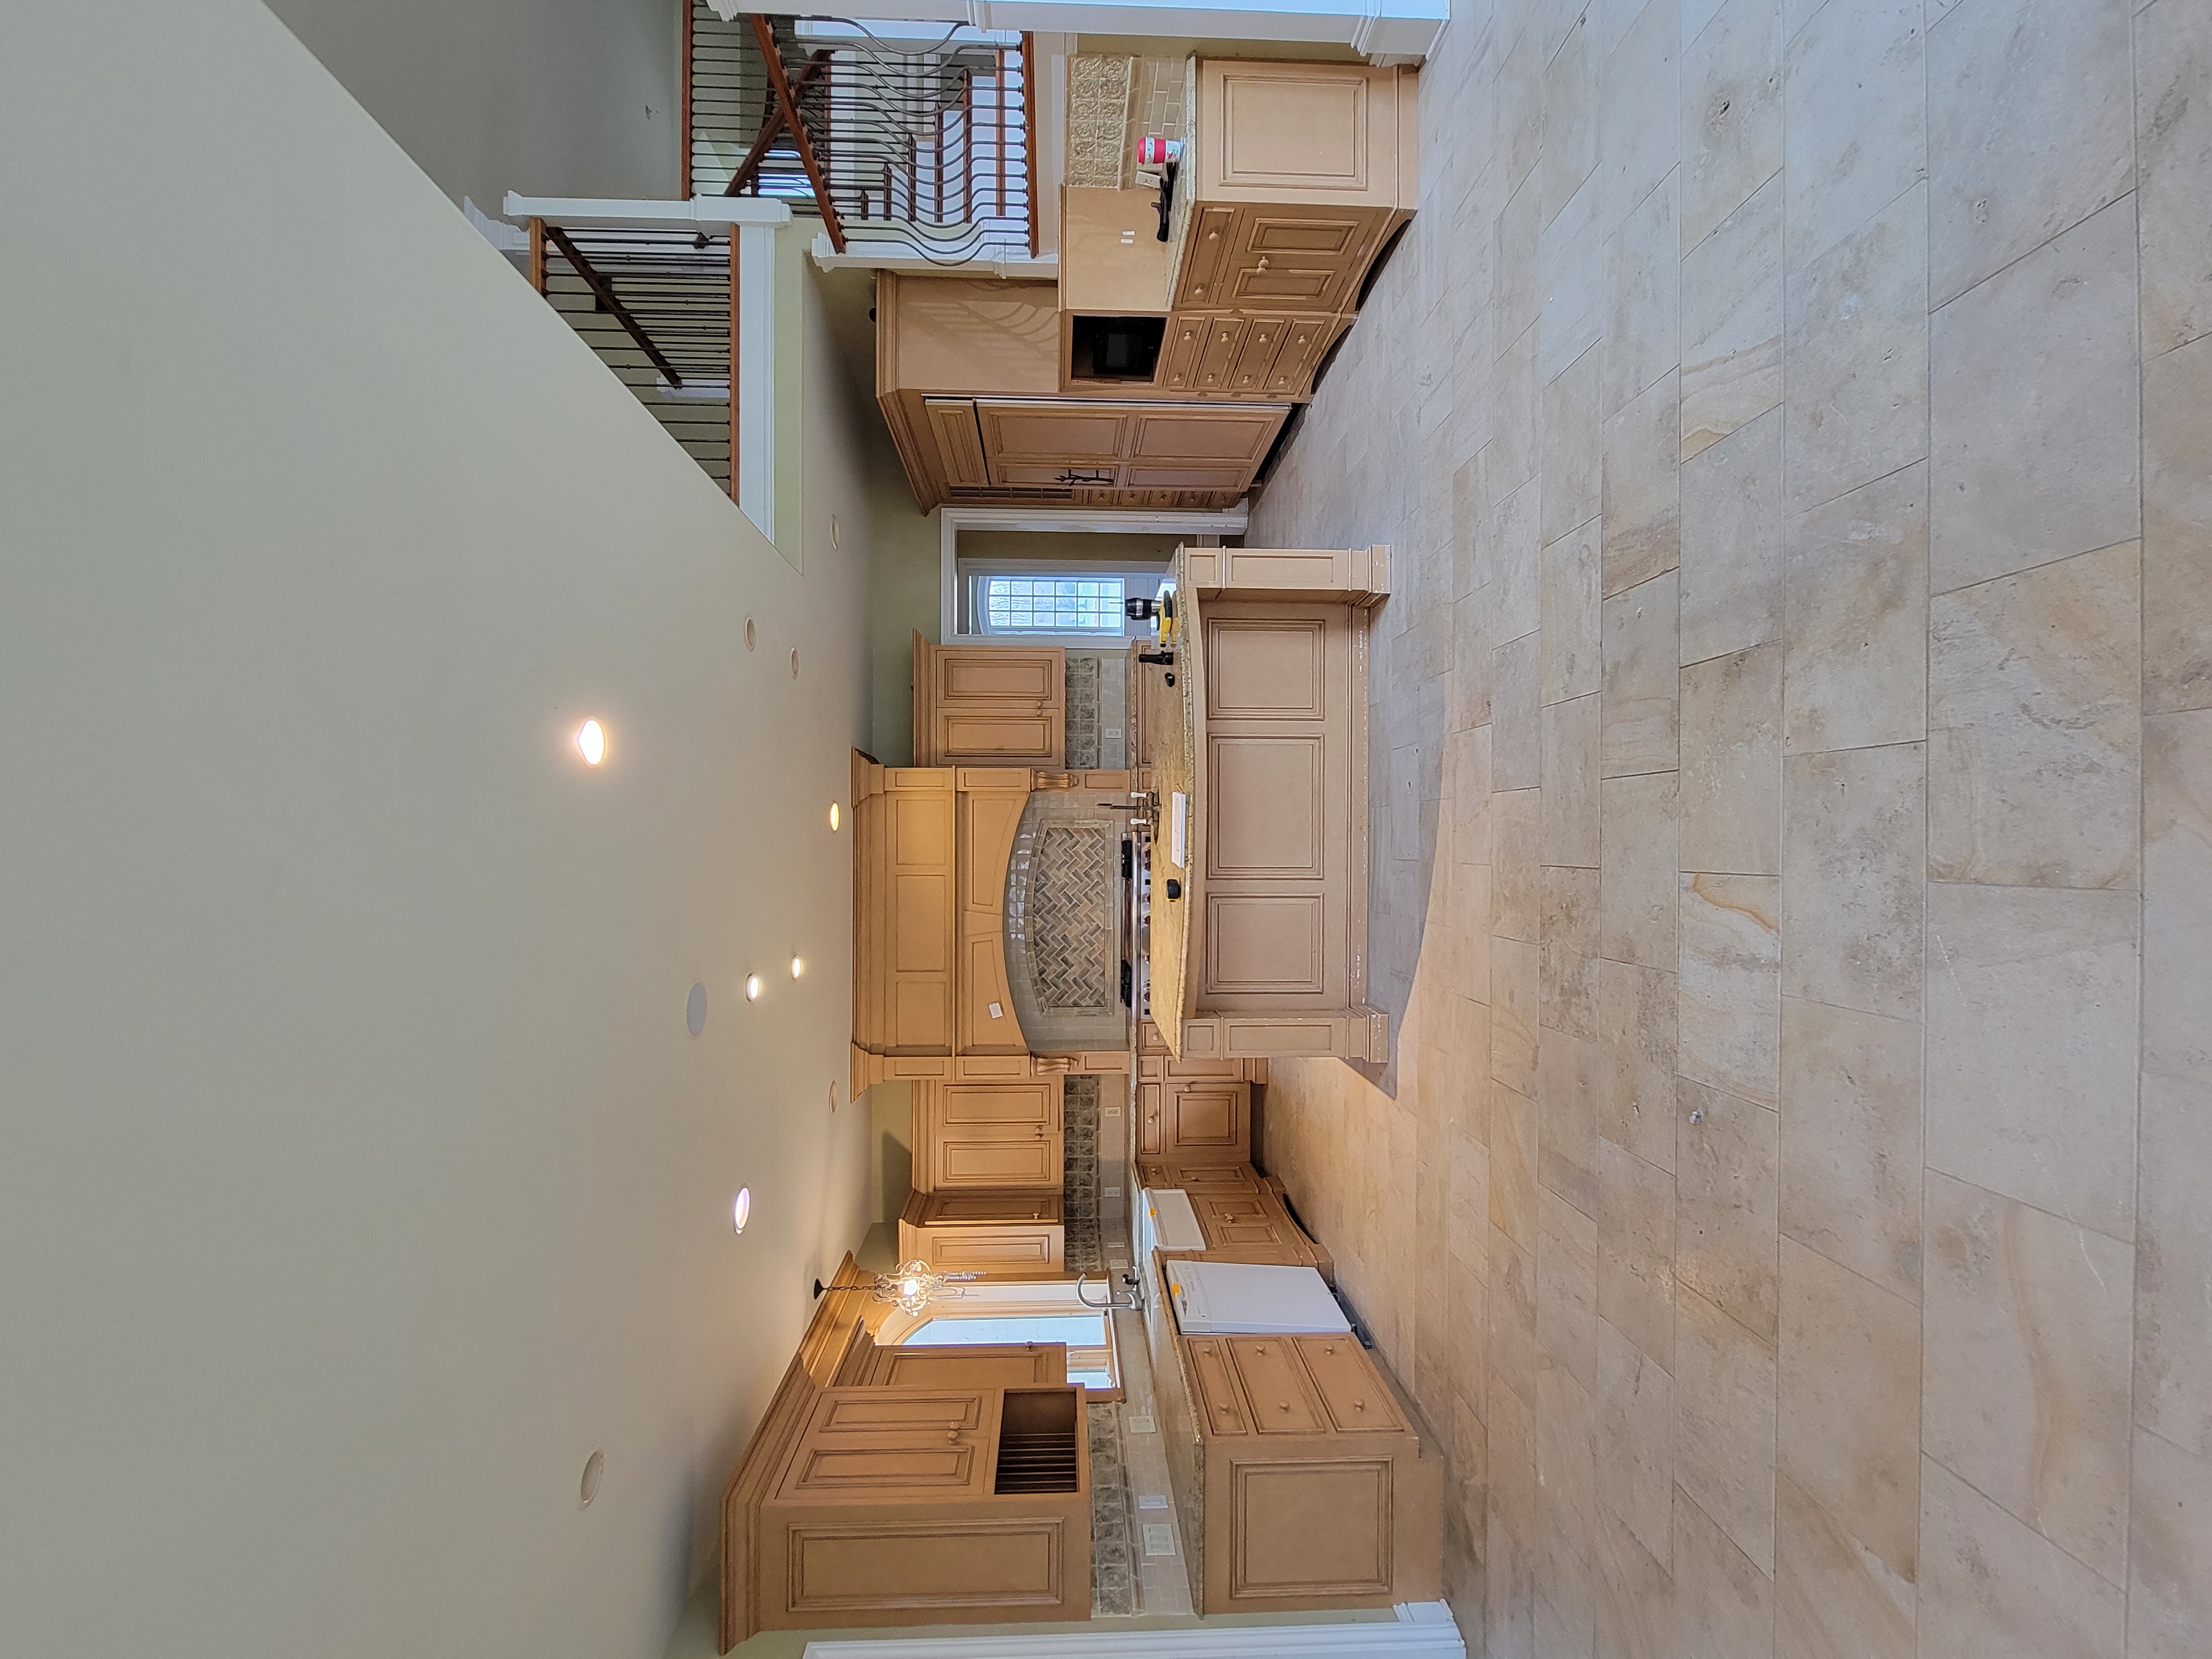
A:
[513,198,783,539]
[686,8,1036,266]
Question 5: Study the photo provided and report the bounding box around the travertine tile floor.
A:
[1246,0,2212,1653]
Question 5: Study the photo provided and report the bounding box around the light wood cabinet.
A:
[756,1385,1091,1629]
[1138,1077,1250,1162]
[1156,1316,1440,1616]
[913,637,1065,770]
[855,1343,1068,1390]
[900,1189,1066,1272]
[913,1077,1065,1192]
[875,274,1290,510]
[852,766,956,1056]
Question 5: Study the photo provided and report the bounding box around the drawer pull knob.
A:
[947,1431,960,1443]
[1355,1400,1367,1411]
[1257,257,1271,270]
[1278,1402,1291,1412]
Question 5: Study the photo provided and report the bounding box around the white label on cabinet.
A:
[988,1001,1004,1019]
[1170,791,1188,868]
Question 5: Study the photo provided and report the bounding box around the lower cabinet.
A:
[1138,1077,1251,1162]
[756,1384,1092,1629]
[1167,1332,1440,1614]
[899,1188,1066,1272]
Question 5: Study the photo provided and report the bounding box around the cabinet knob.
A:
[1207,231,1218,241]
[947,1431,961,1443]
[1256,257,1270,271]
[1278,1402,1291,1412]
[1355,1400,1367,1411]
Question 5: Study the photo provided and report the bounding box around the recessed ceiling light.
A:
[686,982,707,1036]
[576,719,606,765]
[828,1082,838,1113]
[828,802,841,832]
[745,974,761,1001]
[790,956,805,979]
[744,618,757,651]
[732,1188,752,1234]
[831,514,841,547]
[579,1449,604,1508]
[789,648,800,679]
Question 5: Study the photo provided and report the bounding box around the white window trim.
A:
[939,504,1246,649]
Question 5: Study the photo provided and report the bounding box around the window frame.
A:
[875,1279,1125,1400]
[956,557,1168,643]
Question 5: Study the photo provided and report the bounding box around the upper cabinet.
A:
[913,635,1066,769]
[874,59,1414,515]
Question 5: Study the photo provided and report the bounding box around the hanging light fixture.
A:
[813,1260,980,1314]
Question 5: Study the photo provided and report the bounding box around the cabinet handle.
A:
[1354,1400,1367,1411]
[947,1431,961,1443]
[1278,1402,1291,1412]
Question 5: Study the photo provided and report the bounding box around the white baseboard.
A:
[801,1606,1466,1658]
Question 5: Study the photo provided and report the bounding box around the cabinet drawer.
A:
[1192,316,1246,394]
[1227,316,1290,395]
[1138,1082,1163,1157]
[1161,315,1209,391]
[1262,316,1339,397]
[1186,1337,1250,1437]
[1295,1337,1405,1433]
[1227,1338,1328,1436]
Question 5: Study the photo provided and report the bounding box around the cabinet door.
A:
[1175,206,1241,307]
[1161,1082,1251,1161]
[920,1079,1066,1190]
[857,775,956,1053]
[1196,60,1410,211]
[1199,603,1355,1010]
[977,401,1131,487]
[925,398,989,488]
[1219,210,1384,314]
[922,648,1063,768]
[1192,1192,1303,1249]
[940,1079,1059,1131]
[1124,406,1283,492]
[776,1388,992,1503]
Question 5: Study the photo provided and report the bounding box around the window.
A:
[881,1282,1123,1395]
[977,573,1127,636]
[954,558,1165,643]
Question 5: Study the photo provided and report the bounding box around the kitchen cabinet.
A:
[755,1385,1091,1629]
[851,765,956,1056]
[1151,1292,1441,1615]
[912,638,1065,769]
[1137,1077,1250,1162]
[875,273,1289,511]
[899,1189,1066,1272]
[912,1077,1065,1191]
